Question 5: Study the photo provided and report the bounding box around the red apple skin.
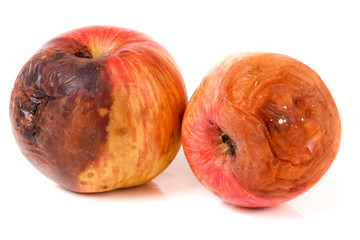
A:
[181,53,341,207]
[10,26,187,193]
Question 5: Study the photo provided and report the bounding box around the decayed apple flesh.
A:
[182,53,341,207]
[10,26,187,193]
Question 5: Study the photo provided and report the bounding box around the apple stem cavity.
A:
[74,50,92,59]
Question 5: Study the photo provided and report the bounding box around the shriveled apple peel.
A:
[181,52,341,207]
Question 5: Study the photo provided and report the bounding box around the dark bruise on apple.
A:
[10,26,187,193]
[181,53,341,207]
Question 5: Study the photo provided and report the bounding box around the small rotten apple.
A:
[10,26,187,193]
[181,53,341,207]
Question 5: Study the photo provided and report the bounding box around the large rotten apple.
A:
[10,26,187,193]
[182,53,341,207]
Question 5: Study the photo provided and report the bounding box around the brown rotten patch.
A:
[10,40,113,191]
[221,53,341,198]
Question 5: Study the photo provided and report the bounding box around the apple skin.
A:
[181,53,341,207]
[10,26,187,193]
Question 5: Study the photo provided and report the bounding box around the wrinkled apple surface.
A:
[181,53,341,207]
[10,26,187,193]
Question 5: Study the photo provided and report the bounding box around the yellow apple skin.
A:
[10,26,187,193]
[182,53,341,207]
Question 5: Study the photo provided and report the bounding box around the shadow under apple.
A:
[58,181,166,202]
[224,201,304,219]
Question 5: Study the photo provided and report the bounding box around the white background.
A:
[1,0,359,239]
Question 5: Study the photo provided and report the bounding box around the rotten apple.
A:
[181,52,341,207]
[10,26,187,193]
